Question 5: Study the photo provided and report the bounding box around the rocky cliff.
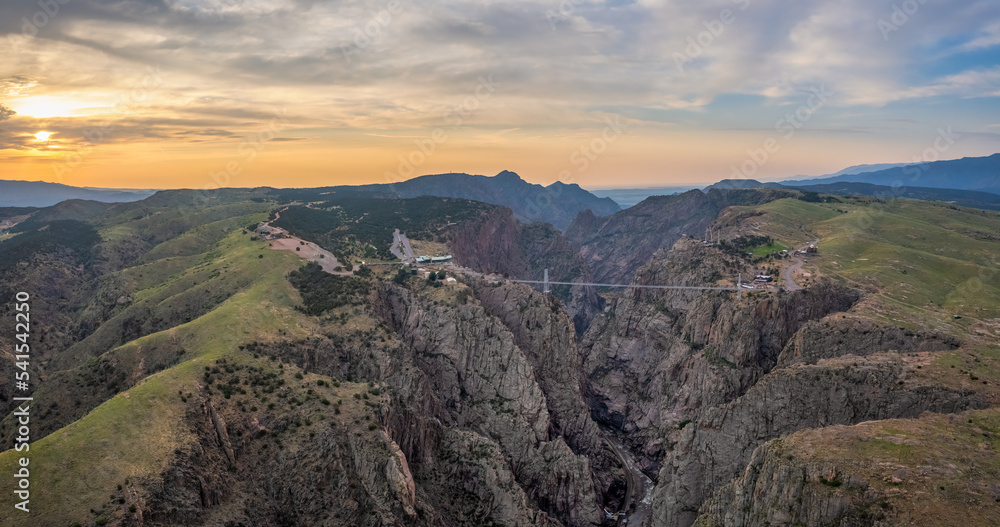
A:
[469,280,620,492]
[117,275,614,526]
[188,276,616,526]
[565,188,794,284]
[777,316,961,367]
[579,235,985,526]
[449,207,603,333]
[695,407,1000,527]
[582,239,862,469]
[693,439,882,527]
[653,354,985,526]
[373,281,603,526]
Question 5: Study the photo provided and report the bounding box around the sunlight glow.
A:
[34,131,54,142]
[14,96,89,118]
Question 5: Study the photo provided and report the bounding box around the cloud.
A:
[0,0,998,154]
[1,75,38,98]
[899,66,1000,100]
[0,104,15,121]
[955,21,1000,52]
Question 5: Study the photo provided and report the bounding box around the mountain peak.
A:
[707,179,766,190]
[494,170,523,181]
[548,181,582,191]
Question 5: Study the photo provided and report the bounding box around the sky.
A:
[0,0,998,191]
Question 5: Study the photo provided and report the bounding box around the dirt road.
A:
[269,238,348,274]
[782,256,805,291]
[782,240,819,291]
[263,208,350,275]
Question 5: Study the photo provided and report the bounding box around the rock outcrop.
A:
[777,316,961,366]
[693,440,881,527]
[565,188,795,284]
[449,207,603,333]
[652,354,985,526]
[582,241,864,474]
[374,282,604,526]
[470,281,620,494]
[579,236,981,527]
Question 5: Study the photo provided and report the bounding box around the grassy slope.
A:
[50,210,274,370]
[781,407,1000,527]
[0,226,313,526]
[725,195,1000,523]
[740,197,1000,332]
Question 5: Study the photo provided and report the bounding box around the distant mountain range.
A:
[706,179,1000,211]
[790,162,912,180]
[359,170,621,229]
[792,182,1000,210]
[0,171,620,229]
[0,180,157,207]
[781,153,1000,194]
[703,153,1000,210]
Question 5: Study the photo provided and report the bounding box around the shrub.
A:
[819,476,842,487]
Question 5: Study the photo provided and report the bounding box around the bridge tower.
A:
[543,268,550,294]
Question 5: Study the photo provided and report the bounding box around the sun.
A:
[34,131,53,142]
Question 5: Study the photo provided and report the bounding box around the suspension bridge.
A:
[510,269,750,298]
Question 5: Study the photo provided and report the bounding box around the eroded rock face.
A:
[448,207,603,333]
[693,441,879,527]
[128,275,610,527]
[582,273,864,475]
[374,282,603,526]
[565,188,795,284]
[777,316,961,366]
[140,403,441,527]
[579,237,979,527]
[470,281,620,497]
[652,354,985,527]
